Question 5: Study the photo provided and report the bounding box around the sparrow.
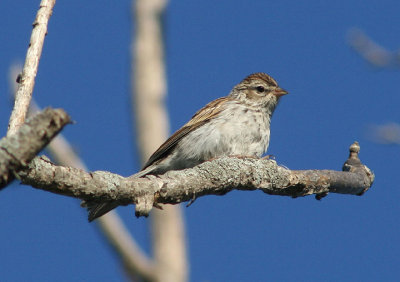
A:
[87,72,288,221]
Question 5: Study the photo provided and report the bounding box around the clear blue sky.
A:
[1,1,399,281]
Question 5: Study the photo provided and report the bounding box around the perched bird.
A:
[88,72,288,221]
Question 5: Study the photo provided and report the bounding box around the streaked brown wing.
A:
[141,97,231,170]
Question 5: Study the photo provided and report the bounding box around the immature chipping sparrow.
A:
[87,73,288,221]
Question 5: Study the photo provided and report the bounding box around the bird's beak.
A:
[273,87,288,97]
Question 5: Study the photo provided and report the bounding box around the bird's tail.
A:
[87,201,120,222]
[85,165,158,222]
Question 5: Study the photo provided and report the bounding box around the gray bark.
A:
[0,108,70,189]
[18,141,374,218]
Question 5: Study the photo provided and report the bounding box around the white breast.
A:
[161,102,271,171]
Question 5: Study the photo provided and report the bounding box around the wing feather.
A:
[141,97,231,170]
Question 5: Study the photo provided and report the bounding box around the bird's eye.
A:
[255,86,265,93]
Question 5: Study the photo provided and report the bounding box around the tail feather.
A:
[87,201,120,222]
[86,165,159,221]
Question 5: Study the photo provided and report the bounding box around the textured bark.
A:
[0,108,70,189]
[18,142,374,216]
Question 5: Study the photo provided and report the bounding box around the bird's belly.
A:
[173,109,270,168]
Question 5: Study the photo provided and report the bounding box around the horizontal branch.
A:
[18,141,374,218]
[0,108,71,189]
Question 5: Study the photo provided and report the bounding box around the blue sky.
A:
[1,1,400,281]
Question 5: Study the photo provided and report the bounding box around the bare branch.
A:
[367,123,400,145]
[347,27,400,68]
[0,108,70,189]
[17,142,374,215]
[133,0,169,163]
[8,0,56,136]
[133,0,188,281]
[95,212,156,281]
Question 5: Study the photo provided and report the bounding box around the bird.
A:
[87,72,288,221]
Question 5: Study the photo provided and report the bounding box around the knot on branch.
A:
[342,141,374,195]
[342,141,362,172]
[135,191,155,217]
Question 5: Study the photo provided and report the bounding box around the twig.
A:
[7,0,56,136]
[18,142,374,215]
[367,123,400,145]
[0,108,70,189]
[347,27,400,68]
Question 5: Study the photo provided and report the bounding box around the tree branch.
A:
[9,60,156,280]
[43,115,156,281]
[133,0,188,281]
[17,142,374,216]
[0,108,70,189]
[367,123,400,145]
[7,0,56,135]
[347,27,400,68]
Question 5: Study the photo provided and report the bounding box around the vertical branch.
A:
[8,0,56,136]
[132,0,188,281]
[150,205,188,282]
[133,0,169,161]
